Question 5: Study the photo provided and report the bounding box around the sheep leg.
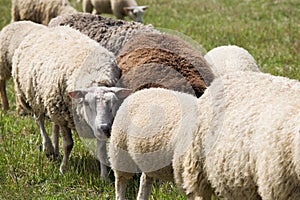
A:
[96,140,109,181]
[82,0,93,13]
[36,114,55,157]
[137,173,154,200]
[60,126,73,174]
[115,172,132,200]
[51,123,60,158]
[0,80,9,112]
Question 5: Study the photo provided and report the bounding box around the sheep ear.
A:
[140,5,149,10]
[69,90,87,99]
[114,88,132,99]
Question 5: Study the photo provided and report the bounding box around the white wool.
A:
[0,21,46,111]
[204,45,260,76]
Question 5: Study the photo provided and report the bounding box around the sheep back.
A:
[11,0,77,25]
[183,71,300,199]
[116,33,215,97]
[0,21,46,81]
[204,45,260,76]
[48,13,158,55]
[12,26,119,128]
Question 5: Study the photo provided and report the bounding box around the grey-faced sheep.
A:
[12,26,120,180]
[48,12,158,55]
[116,32,215,97]
[0,21,46,112]
[82,0,148,23]
[108,71,300,200]
[11,0,77,25]
[204,45,260,76]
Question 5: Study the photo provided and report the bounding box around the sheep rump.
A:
[48,12,158,55]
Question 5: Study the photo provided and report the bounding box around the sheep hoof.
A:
[100,176,112,183]
[43,142,56,158]
[60,164,67,175]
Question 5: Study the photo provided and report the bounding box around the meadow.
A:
[0,0,299,199]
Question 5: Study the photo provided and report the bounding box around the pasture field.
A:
[0,0,299,199]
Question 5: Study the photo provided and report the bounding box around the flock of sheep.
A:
[1,0,299,200]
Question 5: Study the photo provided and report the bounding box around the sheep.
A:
[116,32,215,97]
[108,87,213,200]
[82,0,148,23]
[0,21,46,112]
[204,45,260,76]
[48,12,159,55]
[108,71,300,199]
[12,25,120,180]
[11,0,77,25]
[195,71,300,200]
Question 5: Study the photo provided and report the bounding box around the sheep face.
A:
[69,87,132,140]
[124,6,148,23]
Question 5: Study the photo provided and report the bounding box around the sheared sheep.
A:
[108,71,300,199]
[82,0,148,23]
[0,21,46,112]
[48,12,158,55]
[116,32,215,97]
[204,45,260,76]
[12,26,120,180]
[11,0,77,25]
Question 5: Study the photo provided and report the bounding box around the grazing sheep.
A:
[82,0,148,23]
[11,0,77,25]
[0,21,46,112]
[116,33,215,97]
[12,26,120,179]
[108,71,300,199]
[48,12,158,55]
[204,45,260,76]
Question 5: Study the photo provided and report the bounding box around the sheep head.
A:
[124,5,148,23]
[69,87,132,140]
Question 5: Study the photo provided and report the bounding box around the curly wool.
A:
[116,33,215,97]
[11,0,77,25]
[12,26,120,129]
[178,71,300,200]
[204,45,260,76]
[48,12,158,55]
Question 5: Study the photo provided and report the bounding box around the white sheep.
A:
[204,45,260,76]
[11,0,77,25]
[12,26,120,180]
[0,21,46,112]
[108,71,300,199]
[48,12,158,55]
[82,0,148,23]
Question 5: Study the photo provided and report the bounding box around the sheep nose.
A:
[99,124,111,138]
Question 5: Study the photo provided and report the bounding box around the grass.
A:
[0,0,299,199]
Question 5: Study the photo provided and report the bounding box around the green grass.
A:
[0,0,299,199]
